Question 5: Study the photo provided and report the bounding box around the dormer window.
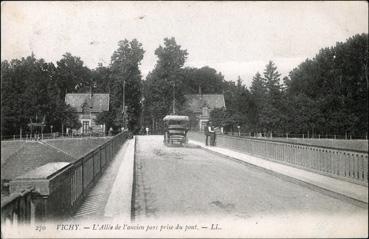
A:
[81,102,89,113]
[202,106,209,117]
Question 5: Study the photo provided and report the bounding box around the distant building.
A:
[65,93,109,134]
[184,94,226,131]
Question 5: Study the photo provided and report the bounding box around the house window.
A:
[202,107,209,117]
[82,121,89,133]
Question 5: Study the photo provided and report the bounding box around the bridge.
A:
[1,131,368,237]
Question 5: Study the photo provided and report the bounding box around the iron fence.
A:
[189,132,368,185]
[1,132,111,141]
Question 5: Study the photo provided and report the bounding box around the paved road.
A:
[133,136,367,221]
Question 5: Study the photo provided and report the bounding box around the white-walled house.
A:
[65,93,109,134]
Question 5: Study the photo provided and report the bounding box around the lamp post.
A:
[172,80,176,115]
[122,79,128,131]
[51,125,53,138]
[237,125,240,137]
[140,95,145,130]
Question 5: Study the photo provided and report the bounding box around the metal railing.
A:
[226,132,368,140]
[1,132,110,141]
[69,132,127,210]
[189,132,368,185]
[223,132,368,152]
[1,131,129,225]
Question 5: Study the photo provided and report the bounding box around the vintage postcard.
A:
[1,1,368,238]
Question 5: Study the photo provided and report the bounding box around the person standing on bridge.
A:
[205,121,216,146]
[209,122,216,146]
[145,126,149,135]
[204,121,210,146]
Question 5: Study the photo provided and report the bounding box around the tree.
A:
[261,61,284,133]
[154,37,188,74]
[107,39,145,133]
[249,72,267,131]
[263,61,282,95]
[1,59,22,136]
[287,33,368,136]
[91,63,111,93]
[143,37,188,132]
[1,54,80,136]
[55,53,92,100]
[181,66,225,94]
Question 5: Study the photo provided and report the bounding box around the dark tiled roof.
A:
[1,142,76,181]
[65,93,109,113]
[184,94,226,113]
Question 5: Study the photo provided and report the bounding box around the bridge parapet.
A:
[189,132,368,185]
[1,131,129,226]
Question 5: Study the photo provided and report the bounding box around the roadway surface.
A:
[133,136,367,221]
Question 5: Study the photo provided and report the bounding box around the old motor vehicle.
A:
[163,115,189,146]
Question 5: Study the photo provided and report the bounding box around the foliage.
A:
[106,39,145,133]
[55,53,92,99]
[1,33,367,138]
[91,63,111,93]
[63,105,82,129]
[220,76,254,132]
[216,34,368,137]
[286,33,368,136]
[181,66,224,94]
[143,37,188,131]
[1,55,80,136]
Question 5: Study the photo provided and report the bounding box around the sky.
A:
[2,1,368,86]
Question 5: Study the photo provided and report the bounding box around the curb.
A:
[130,136,137,221]
[103,137,136,219]
[198,144,368,209]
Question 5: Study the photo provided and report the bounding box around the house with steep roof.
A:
[184,94,226,131]
[65,93,109,134]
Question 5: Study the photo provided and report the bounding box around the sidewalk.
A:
[73,137,135,220]
[189,139,368,208]
[104,136,135,220]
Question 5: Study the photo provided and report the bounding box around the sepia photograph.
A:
[1,1,368,238]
